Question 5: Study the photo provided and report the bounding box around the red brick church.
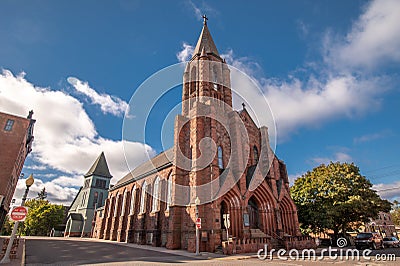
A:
[92,19,311,253]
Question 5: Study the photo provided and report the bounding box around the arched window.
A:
[213,66,218,90]
[218,146,224,169]
[166,173,173,211]
[107,197,113,217]
[99,192,103,207]
[139,181,147,214]
[190,67,197,94]
[121,190,128,216]
[113,193,119,217]
[253,145,259,164]
[129,185,136,215]
[92,192,98,208]
[152,177,161,212]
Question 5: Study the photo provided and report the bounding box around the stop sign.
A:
[10,206,28,222]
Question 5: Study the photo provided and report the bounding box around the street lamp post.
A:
[195,196,200,256]
[0,174,34,264]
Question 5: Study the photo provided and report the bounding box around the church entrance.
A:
[248,196,259,229]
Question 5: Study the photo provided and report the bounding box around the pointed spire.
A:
[192,15,220,58]
[84,152,112,178]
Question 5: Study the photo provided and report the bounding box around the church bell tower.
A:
[181,15,233,116]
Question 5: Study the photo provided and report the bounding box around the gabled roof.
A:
[192,21,220,58]
[84,152,112,178]
[112,149,174,190]
[68,187,82,212]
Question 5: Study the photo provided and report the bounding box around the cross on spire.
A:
[202,14,208,25]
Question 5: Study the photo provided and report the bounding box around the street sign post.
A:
[10,206,28,222]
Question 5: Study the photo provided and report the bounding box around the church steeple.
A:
[181,17,232,116]
[192,15,220,59]
[85,152,112,178]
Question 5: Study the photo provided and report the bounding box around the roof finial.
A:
[242,102,246,110]
[202,14,208,25]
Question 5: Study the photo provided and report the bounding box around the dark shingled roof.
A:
[85,152,112,178]
[112,149,174,190]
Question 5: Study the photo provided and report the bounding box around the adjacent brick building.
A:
[0,110,35,228]
[93,19,307,253]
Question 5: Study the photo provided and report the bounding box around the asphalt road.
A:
[24,237,400,265]
[25,238,202,265]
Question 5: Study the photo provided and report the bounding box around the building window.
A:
[98,192,103,207]
[152,177,160,212]
[139,181,147,214]
[121,190,127,216]
[95,179,106,188]
[190,67,197,95]
[113,193,119,217]
[166,173,172,211]
[129,186,136,215]
[213,66,218,90]
[253,145,259,164]
[93,192,98,208]
[4,119,14,131]
[218,146,224,169]
[81,192,87,206]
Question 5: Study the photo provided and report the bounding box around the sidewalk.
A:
[0,237,25,266]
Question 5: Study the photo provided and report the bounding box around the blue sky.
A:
[1,0,399,205]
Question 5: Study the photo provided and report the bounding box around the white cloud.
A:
[373,181,400,201]
[12,177,79,206]
[0,70,156,204]
[326,0,400,69]
[67,76,128,117]
[186,0,218,21]
[176,43,194,62]
[311,152,353,165]
[354,129,393,143]
[288,172,305,186]
[174,0,398,140]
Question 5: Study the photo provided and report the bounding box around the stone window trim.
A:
[166,172,173,212]
[113,192,119,217]
[107,197,113,218]
[139,181,148,214]
[152,177,161,213]
[129,185,137,215]
[120,189,128,217]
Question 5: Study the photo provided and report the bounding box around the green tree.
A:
[37,187,47,200]
[291,162,391,237]
[391,200,400,226]
[23,199,64,236]
[1,215,14,235]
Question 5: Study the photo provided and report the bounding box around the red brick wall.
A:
[0,112,31,227]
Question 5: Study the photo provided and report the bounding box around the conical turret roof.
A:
[192,18,220,58]
[84,152,112,178]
